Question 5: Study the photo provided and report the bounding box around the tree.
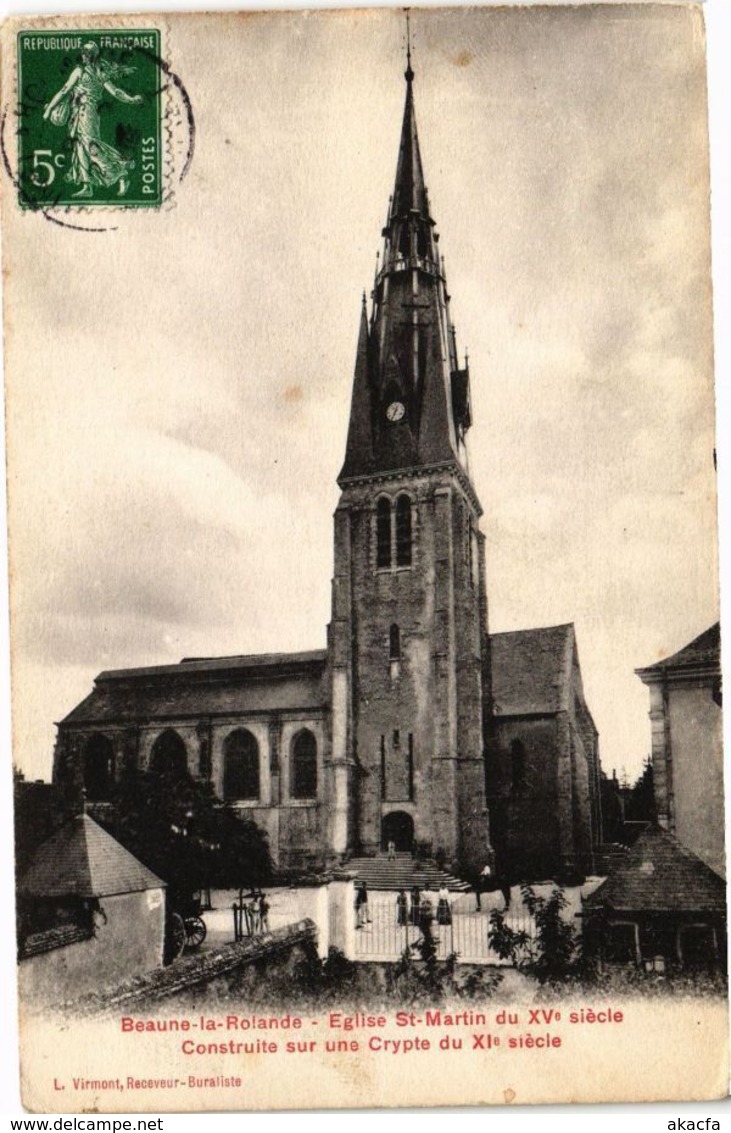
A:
[488,884,581,985]
[625,758,656,823]
[100,768,272,906]
[14,773,68,880]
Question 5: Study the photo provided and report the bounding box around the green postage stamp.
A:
[17,29,162,208]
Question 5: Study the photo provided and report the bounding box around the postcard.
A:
[2,3,727,1112]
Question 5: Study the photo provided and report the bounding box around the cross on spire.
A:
[405,9,414,83]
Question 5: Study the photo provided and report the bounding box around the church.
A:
[53,51,602,883]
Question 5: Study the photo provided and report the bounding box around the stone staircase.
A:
[345,852,472,892]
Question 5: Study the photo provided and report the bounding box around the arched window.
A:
[223,729,259,801]
[291,729,318,799]
[395,494,412,566]
[150,729,188,777]
[511,739,526,792]
[389,624,401,661]
[376,497,391,568]
[83,734,115,801]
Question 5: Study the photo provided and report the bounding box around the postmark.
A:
[17,29,163,209]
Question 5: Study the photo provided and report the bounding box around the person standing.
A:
[420,885,434,931]
[355,881,371,928]
[410,884,421,926]
[396,889,409,926]
[354,881,365,928]
[475,862,492,912]
[437,884,452,925]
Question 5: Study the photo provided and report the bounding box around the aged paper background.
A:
[1,0,729,1115]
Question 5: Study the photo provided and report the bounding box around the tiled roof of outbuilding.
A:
[19,814,164,899]
[636,623,720,678]
[584,827,726,914]
[489,623,575,716]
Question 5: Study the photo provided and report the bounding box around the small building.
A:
[18,813,166,1006]
[583,826,726,972]
[636,623,724,877]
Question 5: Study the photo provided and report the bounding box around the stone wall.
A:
[487,698,599,881]
[487,716,563,879]
[70,920,318,1015]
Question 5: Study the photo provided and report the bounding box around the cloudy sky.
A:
[3,4,718,784]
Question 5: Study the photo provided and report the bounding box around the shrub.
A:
[487,884,581,985]
[389,917,502,1004]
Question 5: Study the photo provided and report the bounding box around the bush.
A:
[288,944,362,1003]
[388,917,502,1004]
[488,884,582,985]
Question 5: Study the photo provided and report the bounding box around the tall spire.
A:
[391,15,429,226]
[339,24,475,492]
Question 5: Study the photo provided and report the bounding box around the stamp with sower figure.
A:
[17,29,162,208]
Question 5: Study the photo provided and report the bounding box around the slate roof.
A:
[61,625,591,728]
[100,649,328,681]
[62,650,328,726]
[391,68,428,220]
[584,827,726,914]
[636,623,720,679]
[490,623,575,716]
[19,814,164,899]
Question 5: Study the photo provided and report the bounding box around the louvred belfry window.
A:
[395,494,412,566]
[376,497,391,568]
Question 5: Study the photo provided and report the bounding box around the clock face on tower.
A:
[386,401,405,423]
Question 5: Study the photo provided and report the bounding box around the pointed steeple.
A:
[391,55,429,222]
[339,31,476,492]
[340,294,374,479]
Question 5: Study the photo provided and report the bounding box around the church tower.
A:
[328,45,491,873]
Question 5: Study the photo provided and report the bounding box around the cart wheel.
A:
[169,912,186,960]
[185,915,207,949]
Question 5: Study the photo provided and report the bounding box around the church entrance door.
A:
[381,811,414,853]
